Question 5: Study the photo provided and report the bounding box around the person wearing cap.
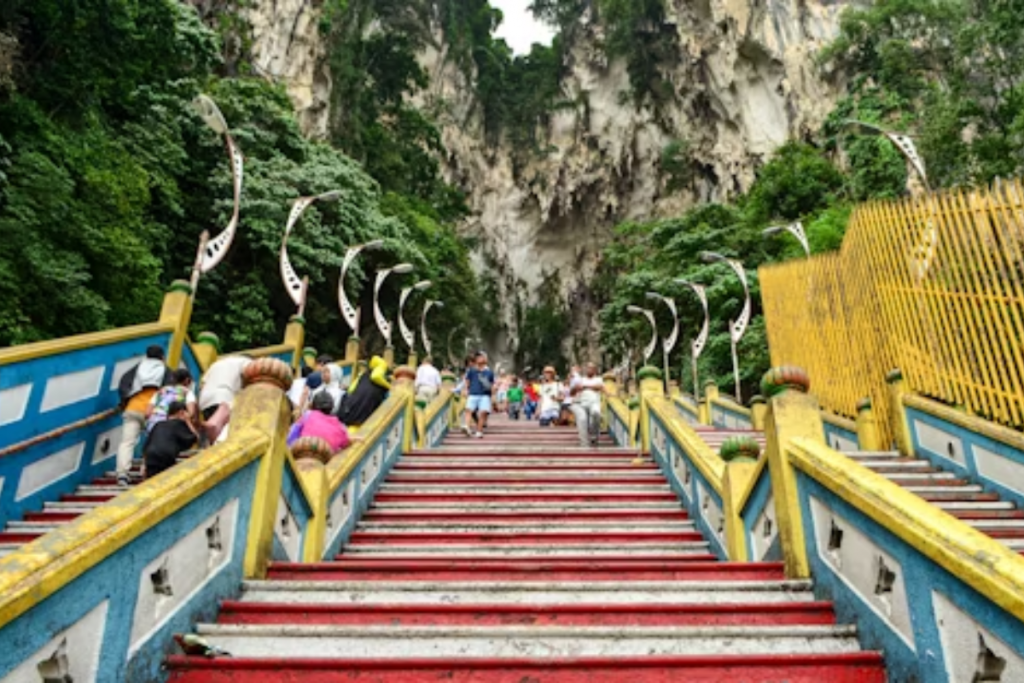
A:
[537,366,563,427]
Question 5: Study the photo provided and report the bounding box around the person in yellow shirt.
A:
[115,345,173,486]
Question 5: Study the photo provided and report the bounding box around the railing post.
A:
[720,437,762,561]
[383,345,395,368]
[856,396,884,451]
[602,373,619,432]
[345,336,360,363]
[407,351,419,368]
[283,315,306,372]
[233,358,295,578]
[392,366,416,453]
[302,347,318,369]
[291,437,332,562]
[415,401,428,449]
[193,331,220,372]
[159,280,196,369]
[749,395,767,430]
[638,368,665,453]
[886,369,914,456]
[441,371,458,429]
[700,380,718,425]
[762,366,822,579]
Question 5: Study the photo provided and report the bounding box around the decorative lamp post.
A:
[626,305,659,366]
[398,280,432,364]
[280,190,342,314]
[700,252,751,402]
[674,279,710,400]
[763,221,810,258]
[373,264,415,350]
[338,240,384,360]
[645,291,678,393]
[843,119,929,190]
[190,95,245,290]
[447,328,462,370]
[420,300,444,358]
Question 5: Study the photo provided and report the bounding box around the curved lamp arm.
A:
[674,280,710,360]
[398,281,432,350]
[374,264,414,345]
[192,95,244,274]
[280,190,342,308]
[421,300,443,357]
[700,252,751,344]
[645,292,679,355]
[337,239,384,334]
[763,221,810,258]
[626,305,659,365]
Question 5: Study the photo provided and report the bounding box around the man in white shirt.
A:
[198,355,252,443]
[415,357,443,403]
[569,362,605,446]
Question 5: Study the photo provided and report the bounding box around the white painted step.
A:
[904,485,983,493]
[430,447,637,454]
[935,500,1014,510]
[241,578,816,605]
[963,519,1024,529]
[74,485,126,494]
[877,472,958,481]
[194,623,861,658]
[356,521,695,531]
[5,522,61,532]
[842,451,902,458]
[400,459,641,466]
[44,502,104,511]
[858,460,933,470]
[342,543,711,556]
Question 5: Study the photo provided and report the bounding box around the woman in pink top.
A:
[287,392,351,453]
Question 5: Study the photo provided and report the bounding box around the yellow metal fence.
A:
[760,178,1024,442]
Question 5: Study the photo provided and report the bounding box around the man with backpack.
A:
[115,345,173,486]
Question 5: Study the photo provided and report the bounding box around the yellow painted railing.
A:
[760,177,1024,444]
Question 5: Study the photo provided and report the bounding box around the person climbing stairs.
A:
[165,415,886,681]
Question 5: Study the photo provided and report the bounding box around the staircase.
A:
[840,448,1024,553]
[0,453,193,558]
[165,416,886,681]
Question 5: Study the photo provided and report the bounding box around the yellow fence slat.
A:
[760,178,1024,440]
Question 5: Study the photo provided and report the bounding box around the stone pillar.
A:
[638,368,664,454]
[720,435,762,562]
[700,380,718,425]
[344,337,360,363]
[761,366,822,579]
[886,370,914,457]
[235,357,294,579]
[856,397,884,452]
[193,331,220,372]
[159,280,195,369]
[750,395,767,431]
[392,365,417,453]
[291,437,334,562]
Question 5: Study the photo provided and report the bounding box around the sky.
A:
[490,0,556,55]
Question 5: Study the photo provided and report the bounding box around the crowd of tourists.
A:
[114,348,401,486]
[457,351,606,448]
[114,344,605,485]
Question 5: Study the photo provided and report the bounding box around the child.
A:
[143,401,198,480]
[507,378,524,420]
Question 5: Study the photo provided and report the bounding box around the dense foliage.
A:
[0,0,483,357]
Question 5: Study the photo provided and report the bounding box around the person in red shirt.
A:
[524,380,540,421]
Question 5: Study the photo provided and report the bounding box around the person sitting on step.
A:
[143,401,198,480]
[336,355,390,431]
[288,391,351,453]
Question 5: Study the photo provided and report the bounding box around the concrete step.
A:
[239,578,814,605]
[363,509,689,521]
[44,501,104,510]
[216,600,839,626]
[397,458,643,466]
[392,466,659,475]
[165,653,887,682]
[370,501,685,510]
[340,543,712,556]
[190,622,862,658]
[934,500,1015,510]
[356,521,696,531]
[378,484,672,493]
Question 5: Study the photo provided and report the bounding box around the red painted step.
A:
[407,451,634,458]
[60,493,116,503]
[267,561,784,582]
[948,509,1024,520]
[166,653,887,682]
[385,477,667,485]
[216,601,837,626]
[347,531,704,544]
[23,511,84,522]
[393,464,659,471]
[363,510,689,522]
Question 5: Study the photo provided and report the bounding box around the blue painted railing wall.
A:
[0,328,174,526]
[823,419,859,451]
[709,400,753,430]
[739,465,780,562]
[273,457,315,562]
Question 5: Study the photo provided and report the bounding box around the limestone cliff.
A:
[191,0,852,354]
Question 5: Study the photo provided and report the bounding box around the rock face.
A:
[193,0,852,354]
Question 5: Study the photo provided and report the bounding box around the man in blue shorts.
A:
[462,351,495,439]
